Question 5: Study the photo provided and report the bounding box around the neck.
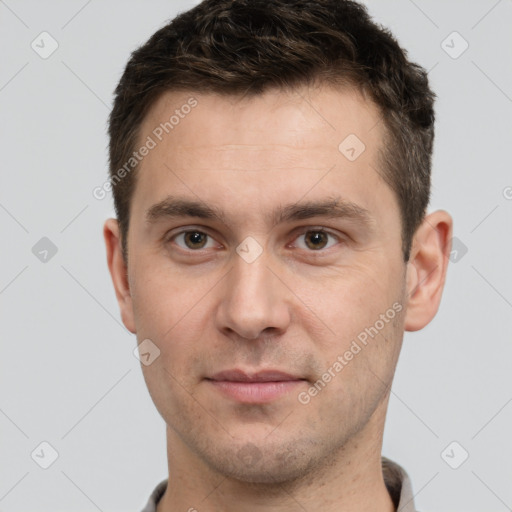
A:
[157,407,395,512]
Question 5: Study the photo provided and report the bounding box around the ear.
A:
[103,218,137,334]
[404,210,453,332]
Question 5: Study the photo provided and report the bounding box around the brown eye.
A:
[293,229,340,252]
[183,231,208,249]
[304,231,329,250]
[171,230,215,251]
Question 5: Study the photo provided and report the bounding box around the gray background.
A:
[1,0,511,510]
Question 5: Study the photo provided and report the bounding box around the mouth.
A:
[205,369,307,403]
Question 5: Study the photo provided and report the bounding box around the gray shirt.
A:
[140,457,418,512]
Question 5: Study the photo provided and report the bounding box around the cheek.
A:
[130,272,218,400]
[140,358,197,431]
[309,308,404,428]
[298,259,402,343]
[130,258,208,339]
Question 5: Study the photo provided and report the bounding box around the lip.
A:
[206,369,306,403]
[209,369,302,382]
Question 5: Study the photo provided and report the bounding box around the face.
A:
[120,84,410,483]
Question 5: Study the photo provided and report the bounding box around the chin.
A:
[201,440,319,485]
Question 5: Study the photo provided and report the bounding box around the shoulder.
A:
[140,479,168,512]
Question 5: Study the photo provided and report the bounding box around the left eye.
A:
[293,229,340,251]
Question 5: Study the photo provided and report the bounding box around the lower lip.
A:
[207,380,304,403]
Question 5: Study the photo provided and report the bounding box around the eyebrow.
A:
[145,195,375,229]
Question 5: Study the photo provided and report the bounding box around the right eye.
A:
[167,229,219,252]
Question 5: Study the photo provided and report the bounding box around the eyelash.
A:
[165,227,343,254]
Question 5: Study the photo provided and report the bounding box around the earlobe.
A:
[103,218,137,334]
[404,210,453,332]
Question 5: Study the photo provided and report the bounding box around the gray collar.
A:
[141,457,418,512]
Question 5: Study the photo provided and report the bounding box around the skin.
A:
[104,83,452,512]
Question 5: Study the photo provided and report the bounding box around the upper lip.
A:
[208,369,304,382]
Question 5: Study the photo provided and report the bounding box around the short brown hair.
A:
[108,0,435,263]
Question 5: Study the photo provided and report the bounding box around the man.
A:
[103,0,452,510]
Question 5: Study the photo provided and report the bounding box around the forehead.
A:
[140,84,383,163]
[131,84,392,229]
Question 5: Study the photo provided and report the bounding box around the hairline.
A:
[119,79,412,264]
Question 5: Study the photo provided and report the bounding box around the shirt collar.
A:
[141,457,418,512]
[382,457,418,512]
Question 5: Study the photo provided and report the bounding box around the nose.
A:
[215,245,292,342]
